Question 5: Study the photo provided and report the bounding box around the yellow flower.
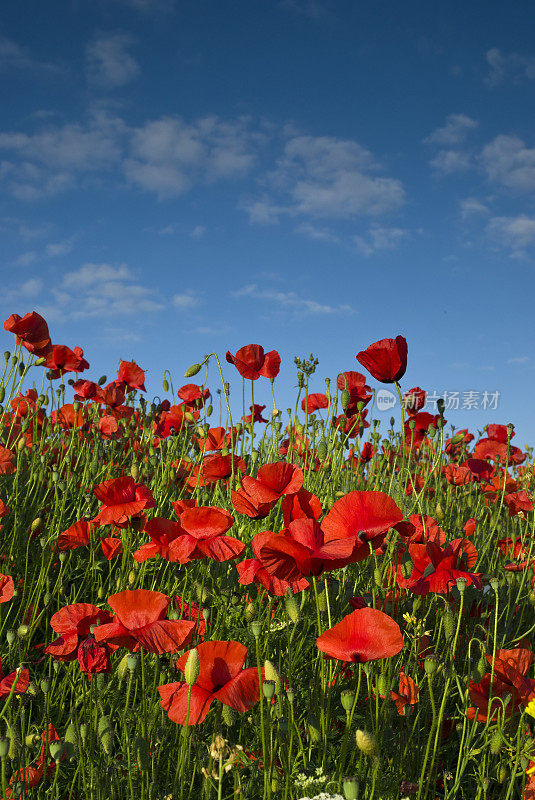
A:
[525,699,535,719]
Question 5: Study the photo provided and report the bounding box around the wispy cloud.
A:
[481,134,535,193]
[485,47,535,87]
[459,197,489,218]
[172,291,201,309]
[86,33,140,89]
[0,34,58,73]
[425,114,478,146]
[232,283,354,315]
[486,214,535,256]
[353,225,410,255]
[508,356,530,364]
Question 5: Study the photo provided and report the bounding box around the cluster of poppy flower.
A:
[1,312,535,797]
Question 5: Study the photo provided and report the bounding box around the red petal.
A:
[316,608,403,662]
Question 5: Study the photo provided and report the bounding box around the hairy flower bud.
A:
[355,729,378,757]
[184,649,200,687]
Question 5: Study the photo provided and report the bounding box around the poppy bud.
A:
[135,735,150,770]
[126,653,139,674]
[17,437,26,452]
[376,673,388,696]
[206,405,213,417]
[98,716,114,756]
[163,379,169,392]
[244,601,255,622]
[264,661,281,695]
[6,723,20,759]
[63,721,78,762]
[496,765,508,783]
[472,657,487,682]
[443,609,454,641]
[17,624,29,639]
[98,375,107,385]
[307,714,321,743]
[184,649,200,687]
[373,568,382,588]
[0,737,9,760]
[490,731,502,755]
[25,733,40,748]
[130,464,139,481]
[355,729,378,757]
[278,715,289,736]
[343,777,360,800]
[184,364,202,378]
[222,705,237,727]
[435,503,444,520]
[341,689,355,712]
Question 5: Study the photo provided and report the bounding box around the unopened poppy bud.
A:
[264,661,281,695]
[206,404,213,417]
[222,705,237,727]
[497,765,508,783]
[529,590,535,606]
[435,503,444,520]
[6,630,15,645]
[307,714,321,743]
[373,568,382,587]
[17,437,26,452]
[49,739,63,762]
[244,601,255,622]
[97,716,114,755]
[424,656,438,675]
[3,352,10,361]
[284,592,300,624]
[317,440,328,460]
[135,735,150,770]
[263,680,276,700]
[162,379,169,392]
[126,653,139,674]
[343,777,360,800]
[341,389,350,411]
[443,610,454,641]
[490,731,502,755]
[0,737,10,760]
[184,649,200,686]
[278,715,289,735]
[376,673,388,696]
[184,364,202,378]
[130,464,139,481]
[63,721,78,762]
[98,375,107,385]
[472,657,486,682]
[355,729,378,757]
[79,724,88,744]
[25,733,40,748]
[341,689,355,712]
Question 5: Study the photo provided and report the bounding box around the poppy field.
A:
[0,312,535,800]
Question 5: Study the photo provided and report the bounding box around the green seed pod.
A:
[134,735,150,771]
[263,680,276,700]
[3,352,10,362]
[264,661,282,695]
[49,739,63,762]
[184,364,202,378]
[341,689,355,713]
[424,656,438,676]
[97,716,114,756]
[317,440,328,461]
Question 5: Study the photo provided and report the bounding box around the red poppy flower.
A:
[316,607,403,662]
[3,311,52,358]
[45,603,113,658]
[0,446,15,475]
[0,573,14,603]
[158,640,262,725]
[168,506,245,563]
[301,393,329,414]
[99,414,119,437]
[92,476,156,526]
[226,345,281,380]
[389,672,419,715]
[281,487,322,527]
[237,531,310,596]
[443,464,472,486]
[243,404,269,424]
[101,537,123,559]
[77,637,112,679]
[406,514,445,545]
[356,336,408,384]
[321,490,405,566]
[337,372,372,412]
[196,426,238,453]
[0,658,29,698]
[177,383,210,406]
[467,646,535,722]
[73,379,102,402]
[57,520,93,551]
[504,490,534,517]
[118,360,146,392]
[403,387,426,415]
[93,589,195,654]
[133,517,184,562]
[259,519,354,581]
[185,453,246,489]
[240,462,303,506]
[487,424,514,443]
[44,345,89,379]
[399,539,482,595]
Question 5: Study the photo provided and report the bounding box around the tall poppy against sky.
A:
[158,640,262,725]
[92,476,156,526]
[3,312,52,358]
[316,607,404,663]
[356,336,408,383]
[225,344,281,380]
[93,589,195,653]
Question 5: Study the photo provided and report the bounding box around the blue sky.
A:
[1,0,535,446]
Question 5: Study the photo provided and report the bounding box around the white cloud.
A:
[508,356,530,364]
[233,283,354,315]
[124,116,259,199]
[248,135,404,224]
[460,197,489,218]
[485,47,535,87]
[190,225,206,238]
[481,135,535,192]
[45,240,73,257]
[14,251,38,266]
[429,149,471,174]
[354,225,409,255]
[0,34,57,73]
[425,114,478,146]
[86,33,140,89]
[487,214,535,254]
[172,291,200,309]
[295,222,339,242]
